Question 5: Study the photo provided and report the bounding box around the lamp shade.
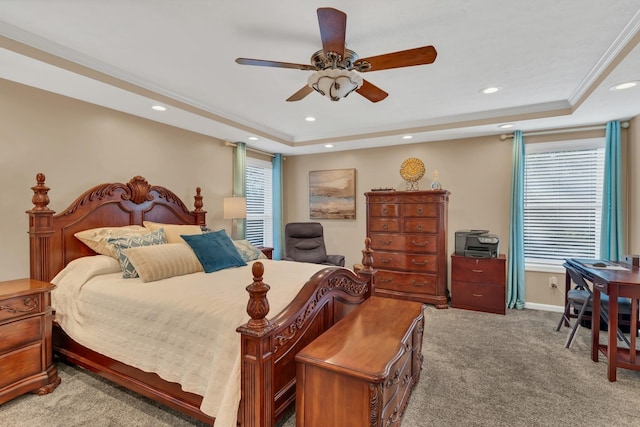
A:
[223,197,246,219]
[307,69,363,101]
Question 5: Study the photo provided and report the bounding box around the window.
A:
[245,157,273,247]
[524,138,605,267]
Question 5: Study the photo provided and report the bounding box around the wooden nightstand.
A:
[0,278,61,404]
[259,247,274,259]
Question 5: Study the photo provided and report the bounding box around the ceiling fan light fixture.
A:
[307,69,363,101]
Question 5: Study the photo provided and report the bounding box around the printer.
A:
[455,229,500,258]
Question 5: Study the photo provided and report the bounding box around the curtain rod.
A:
[499,121,630,140]
[224,141,275,158]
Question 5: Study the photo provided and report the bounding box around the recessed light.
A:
[248,136,259,141]
[305,116,316,122]
[480,87,500,94]
[324,144,334,148]
[402,135,413,140]
[151,105,166,111]
[610,81,638,91]
[498,123,514,129]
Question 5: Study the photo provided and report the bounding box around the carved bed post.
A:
[236,262,278,427]
[357,237,376,296]
[191,187,206,225]
[27,173,55,281]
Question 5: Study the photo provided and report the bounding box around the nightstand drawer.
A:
[0,343,43,389]
[0,295,41,322]
[0,317,42,353]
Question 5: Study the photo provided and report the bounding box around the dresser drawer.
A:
[0,295,41,322]
[451,256,506,285]
[369,203,400,218]
[375,270,437,294]
[381,343,413,425]
[0,316,42,353]
[403,203,437,218]
[373,253,438,273]
[404,219,438,233]
[369,219,401,233]
[369,233,437,253]
[0,343,43,389]
[451,281,505,314]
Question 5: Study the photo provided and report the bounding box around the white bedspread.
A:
[51,255,328,427]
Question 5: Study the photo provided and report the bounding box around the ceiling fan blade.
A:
[356,80,388,103]
[236,58,317,71]
[354,46,437,72]
[286,85,314,102]
[317,7,346,59]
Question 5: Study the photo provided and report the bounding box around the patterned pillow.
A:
[123,243,203,282]
[74,225,149,258]
[143,221,204,244]
[181,230,246,273]
[233,239,268,262]
[108,229,167,278]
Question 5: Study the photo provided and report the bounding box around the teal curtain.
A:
[232,142,247,239]
[507,130,526,309]
[272,154,284,260]
[600,120,624,261]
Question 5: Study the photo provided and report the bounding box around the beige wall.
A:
[284,121,638,309]
[0,79,234,281]
[2,78,638,309]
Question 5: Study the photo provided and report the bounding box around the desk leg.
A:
[607,284,619,382]
[564,271,571,327]
[592,289,600,362]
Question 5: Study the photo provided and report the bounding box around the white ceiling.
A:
[1,1,639,156]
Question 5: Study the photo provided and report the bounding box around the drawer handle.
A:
[416,224,423,231]
[382,224,388,231]
[412,280,429,286]
[382,207,388,214]
[412,259,428,266]
[472,269,484,273]
[417,207,423,214]
[472,293,484,297]
[411,240,429,247]
[379,239,392,245]
[379,277,393,284]
[380,258,392,264]
[385,368,402,387]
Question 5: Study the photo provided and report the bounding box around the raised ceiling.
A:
[1,1,639,155]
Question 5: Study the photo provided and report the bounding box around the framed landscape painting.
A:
[309,168,356,219]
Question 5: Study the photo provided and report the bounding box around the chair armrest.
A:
[327,254,345,267]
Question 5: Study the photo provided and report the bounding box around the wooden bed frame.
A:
[27,173,375,427]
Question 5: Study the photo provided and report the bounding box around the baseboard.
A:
[524,302,564,312]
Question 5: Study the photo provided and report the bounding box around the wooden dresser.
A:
[451,254,506,315]
[0,278,61,404]
[295,297,425,427]
[365,190,450,308]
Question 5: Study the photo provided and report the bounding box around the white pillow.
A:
[74,225,149,258]
[143,221,203,244]
[123,243,203,282]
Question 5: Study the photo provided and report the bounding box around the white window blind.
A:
[524,139,605,266]
[246,157,273,247]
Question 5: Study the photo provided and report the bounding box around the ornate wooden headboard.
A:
[27,173,206,282]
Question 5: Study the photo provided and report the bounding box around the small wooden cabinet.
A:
[258,246,273,259]
[0,278,60,404]
[365,190,450,308]
[295,297,424,427]
[451,254,506,315]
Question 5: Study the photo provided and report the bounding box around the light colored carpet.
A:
[3,307,640,426]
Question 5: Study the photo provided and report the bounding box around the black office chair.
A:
[557,266,632,348]
[283,222,345,267]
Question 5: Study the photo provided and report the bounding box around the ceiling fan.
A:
[235,7,437,103]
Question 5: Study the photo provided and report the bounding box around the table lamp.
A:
[223,196,246,240]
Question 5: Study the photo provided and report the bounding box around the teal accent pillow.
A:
[182,230,247,273]
[108,229,167,278]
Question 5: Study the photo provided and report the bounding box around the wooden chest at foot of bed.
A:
[0,279,60,404]
[295,296,425,427]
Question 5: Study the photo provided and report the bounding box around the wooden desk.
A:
[564,258,640,381]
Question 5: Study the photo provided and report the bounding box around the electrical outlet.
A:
[548,276,558,288]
